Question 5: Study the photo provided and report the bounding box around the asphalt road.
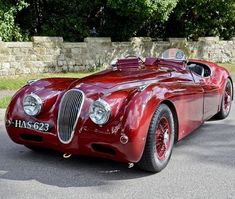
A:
[0,102,235,199]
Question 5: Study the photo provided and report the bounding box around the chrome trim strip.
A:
[27,79,39,85]
[138,83,150,92]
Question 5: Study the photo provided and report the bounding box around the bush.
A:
[0,0,29,41]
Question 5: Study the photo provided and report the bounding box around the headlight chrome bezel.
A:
[89,98,111,125]
[23,93,42,116]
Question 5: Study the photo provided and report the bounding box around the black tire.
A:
[138,104,175,173]
[214,79,233,119]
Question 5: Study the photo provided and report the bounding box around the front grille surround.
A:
[57,89,85,144]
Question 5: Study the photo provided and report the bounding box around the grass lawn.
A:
[1,63,234,91]
[0,64,234,91]
[0,72,94,90]
[0,64,234,108]
[219,63,235,74]
[0,96,12,108]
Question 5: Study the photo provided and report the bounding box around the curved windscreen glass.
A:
[159,48,187,61]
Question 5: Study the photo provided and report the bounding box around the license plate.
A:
[12,119,51,132]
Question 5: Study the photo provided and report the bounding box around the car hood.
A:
[23,68,174,103]
[70,68,170,91]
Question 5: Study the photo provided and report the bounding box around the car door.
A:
[189,63,220,120]
[169,70,204,139]
[200,79,220,120]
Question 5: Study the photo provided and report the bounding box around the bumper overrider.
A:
[5,88,144,163]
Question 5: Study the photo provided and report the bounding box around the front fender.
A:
[5,78,78,129]
[121,85,165,162]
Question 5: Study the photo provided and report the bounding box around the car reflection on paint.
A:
[5,48,233,172]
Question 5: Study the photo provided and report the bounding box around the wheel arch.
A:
[228,76,234,101]
[120,89,180,162]
[160,100,179,143]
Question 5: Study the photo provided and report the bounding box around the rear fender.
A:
[215,70,234,111]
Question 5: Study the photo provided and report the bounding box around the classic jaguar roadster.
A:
[5,48,233,172]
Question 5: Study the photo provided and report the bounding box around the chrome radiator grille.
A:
[57,89,84,143]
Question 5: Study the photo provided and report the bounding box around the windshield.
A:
[159,48,187,61]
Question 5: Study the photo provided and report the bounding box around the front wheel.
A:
[138,104,175,173]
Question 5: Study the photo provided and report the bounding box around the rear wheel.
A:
[138,104,175,172]
[215,79,233,119]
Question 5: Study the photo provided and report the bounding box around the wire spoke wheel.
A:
[138,104,176,173]
[156,117,171,161]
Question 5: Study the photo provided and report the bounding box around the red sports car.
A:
[5,48,233,172]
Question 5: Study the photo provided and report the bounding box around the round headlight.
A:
[89,99,111,125]
[23,93,42,116]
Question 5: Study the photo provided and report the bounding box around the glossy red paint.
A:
[5,54,233,164]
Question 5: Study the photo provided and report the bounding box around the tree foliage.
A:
[17,0,105,41]
[1,0,235,41]
[102,0,178,40]
[16,0,177,41]
[164,0,235,40]
[0,0,28,41]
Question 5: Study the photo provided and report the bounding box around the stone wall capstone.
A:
[0,36,234,76]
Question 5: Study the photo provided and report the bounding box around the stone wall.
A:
[0,36,235,76]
